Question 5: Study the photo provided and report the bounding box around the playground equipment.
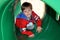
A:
[0,0,60,40]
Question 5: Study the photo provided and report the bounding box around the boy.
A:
[16,2,42,38]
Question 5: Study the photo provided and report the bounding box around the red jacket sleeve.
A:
[32,11,42,27]
[16,18,33,36]
[16,18,28,28]
[21,30,33,36]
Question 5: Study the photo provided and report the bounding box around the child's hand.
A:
[28,34,34,38]
[36,27,42,33]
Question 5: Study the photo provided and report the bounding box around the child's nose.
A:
[27,11,29,13]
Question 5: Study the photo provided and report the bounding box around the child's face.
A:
[23,7,32,18]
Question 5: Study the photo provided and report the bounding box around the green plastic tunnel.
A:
[0,0,60,40]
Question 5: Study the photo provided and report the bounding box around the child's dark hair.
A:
[21,2,32,11]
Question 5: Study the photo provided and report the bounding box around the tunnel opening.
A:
[0,0,60,40]
[14,1,60,40]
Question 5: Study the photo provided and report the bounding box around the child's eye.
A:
[28,10,31,11]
